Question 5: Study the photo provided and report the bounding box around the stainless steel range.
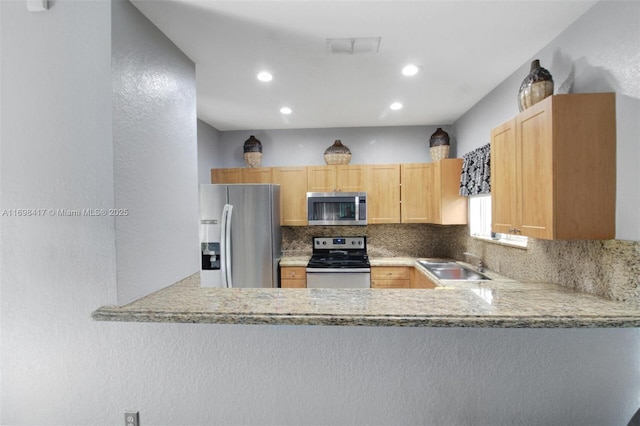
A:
[306,236,371,288]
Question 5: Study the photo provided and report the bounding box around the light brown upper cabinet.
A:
[273,167,308,226]
[211,166,306,226]
[211,167,272,184]
[307,165,366,193]
[400,163,434,223]
[432,159,468,225]
[241,167,273,183]
[211,167,242,184]
[490,93,616,240]
[364,164,401,224]
[211,158,467,226]
[400,159,467,224]
[491,120,518,234]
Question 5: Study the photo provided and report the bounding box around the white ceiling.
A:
[131,0,597,131]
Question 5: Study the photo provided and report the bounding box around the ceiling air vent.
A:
[326,37,381,54]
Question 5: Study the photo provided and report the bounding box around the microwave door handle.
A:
[224,204,233,288]
[350,195,358,221]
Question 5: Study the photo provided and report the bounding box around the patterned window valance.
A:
[459,143,491,196]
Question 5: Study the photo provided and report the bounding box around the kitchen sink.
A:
[418,260,491,281]
[417,261,456,268]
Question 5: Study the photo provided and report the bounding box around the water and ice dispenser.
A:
[201,242,220,271]
[200,219,222,287]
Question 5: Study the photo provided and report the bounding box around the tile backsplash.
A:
[283,224,640,307]
[282,224,466,258]
[466,236,640,308]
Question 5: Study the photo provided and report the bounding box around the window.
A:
[469,194,528,248]
[469,194,492,238]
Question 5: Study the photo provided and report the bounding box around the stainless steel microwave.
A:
[307,192,367,225]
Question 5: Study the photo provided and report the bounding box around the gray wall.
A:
[0,0,118,423]
[112,0,199,303]
[197,119,221,183]
[213,125,454,168]
[2,1,640,425]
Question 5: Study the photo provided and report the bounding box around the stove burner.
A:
[306,256,370,269]
[307,236,370,269]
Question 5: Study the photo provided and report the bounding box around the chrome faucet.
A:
[463,252,484,273]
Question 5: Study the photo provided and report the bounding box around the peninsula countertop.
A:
[92,257,640,328]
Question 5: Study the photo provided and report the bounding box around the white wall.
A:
[112,0,199,303]
[2,1,640,425]
[453,0,640,241]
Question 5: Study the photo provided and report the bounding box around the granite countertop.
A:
[92,257,640,328]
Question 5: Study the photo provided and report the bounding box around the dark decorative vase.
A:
[518,59,554,112]
[324,140,352,165]
[243,135,262,168]
[429,128,450,161]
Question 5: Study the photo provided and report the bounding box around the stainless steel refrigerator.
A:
[199,184,281,288]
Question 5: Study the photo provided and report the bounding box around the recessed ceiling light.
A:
[280,107,292,115]
[257,71,273,82]
[402,64,420,76]
[390,102,403,110]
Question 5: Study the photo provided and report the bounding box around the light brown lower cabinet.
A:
[371,266,411,289]
[280,266,306,288]
[411,269,437,289]
[283,264,437,289]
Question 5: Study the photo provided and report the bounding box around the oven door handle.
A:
[306,268,371,273]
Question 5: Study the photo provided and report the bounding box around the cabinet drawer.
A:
[371,266,411,280]
[281,266,306,280]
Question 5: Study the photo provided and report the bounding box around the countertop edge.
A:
[91,307,640,328]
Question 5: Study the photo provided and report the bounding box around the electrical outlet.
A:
[124,411,139,426]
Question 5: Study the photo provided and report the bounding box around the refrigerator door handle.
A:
[223,204,233,288]
[220,204,230,288]
[220,205,227,287]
